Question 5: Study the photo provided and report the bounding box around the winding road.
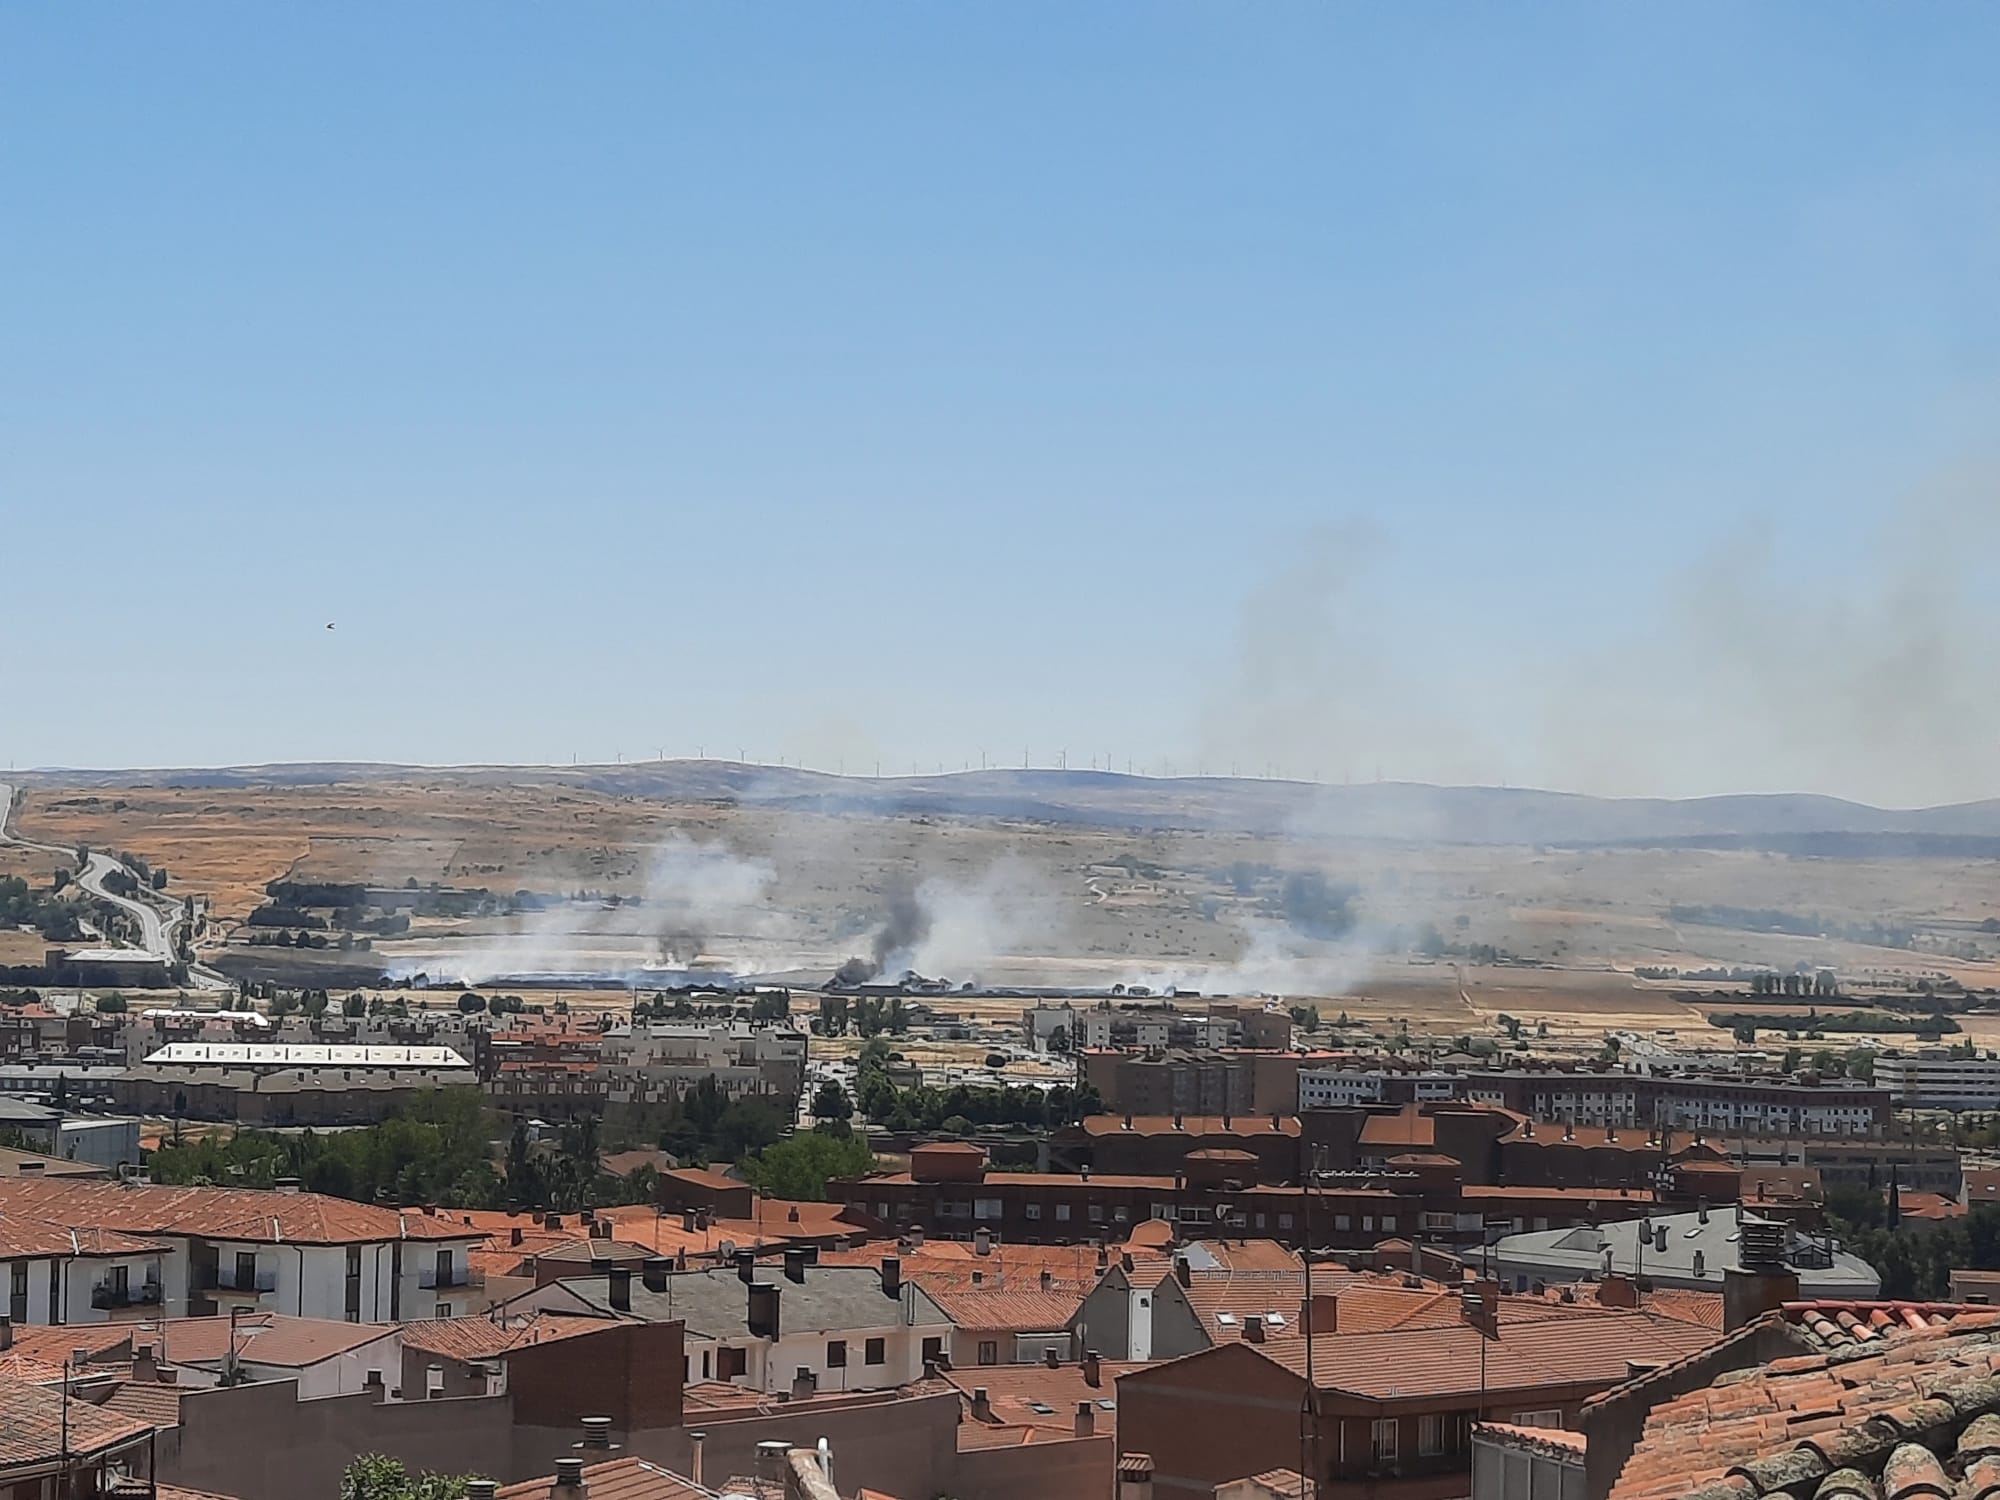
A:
[1,783,229,986]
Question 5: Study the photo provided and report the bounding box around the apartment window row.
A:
[1330,1214,1399,1234]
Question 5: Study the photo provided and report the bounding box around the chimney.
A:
[792,1366,816,1400]
[467,1483,498,1500]
[551,1457,587,1500]
[1595,1275,1639,1309]
[1724,1221,1800,1331]
[1697,1198,1708,1225]
[544,1213,563,1231]
[1118,1451,1155,1500]
[784,1247,807,1283]
[908,1225,925,1248]
[682,1209,698,1234]
[1307,1293,1338,1335]
[1044,1347,1060,1369]
[748,1281,781,1340]
[1173,1113,1183,1131]
[607,1267,632,1313]
[1173,1257,1190,1287]
[426,1364,445,1399]
[736,1249,757,1284]
[974,1227,992,1256]
[1692,1250,1706,1279]
[881,1256,902,1299]
[687,1432,706,1489]
[1654,1223,1668,1254]
[578,1416,614,1449]
[0,1314,13,1351]
[1039,1268,1052,1292]
[642,1257,670,1293]
[1462,1280,1500,1333]
[132,1343,157,1384]
[1076,1400,1096,1438]
[1083,1349,1101,1387]
[971,1387,992,1420]
[511,1226,524,1247]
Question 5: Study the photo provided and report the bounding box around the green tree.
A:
[739,1131,875,1201]
[811,1080,853,1127]
[341,1456,482,1500]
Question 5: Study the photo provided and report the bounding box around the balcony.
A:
[91,1280,164,1311]
[198,1266,277,1295]
[418,1265,483,1290]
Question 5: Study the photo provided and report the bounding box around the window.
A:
[1276,1213,1293,1231]
[1055,1204,1071,1222]
[10,1261,27,1326]
[345,1245,363,1322]
[234,1251,258,1290]
[434,1303,451,1318]
[1112,1206,1129,1223]
[1515,1409,1565,1429]
[1088,1203,1104,1222]
[1422,1212,1455,1231]
[1381,1215,1397,1233]
[1024,1203,1042,1221]
[1253,1214,1267,1230]
[1418,1414,1444,1456]
[864,1338,886,1366]
[701,1350,712,1380]
[975,1198,1002,1220]
[1334,1215,1351,1231]
[1362,1216,1375,1232]
[109,1264,128,1296]
[978,1341,999,1365]
[827,1340,847,1368]
[1372,1418,1399,1463]
[922,1336,944,1365]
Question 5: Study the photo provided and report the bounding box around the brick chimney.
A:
[1307,1293,1338,1335]
[1083,1350,1101,1387]
[971,1387,992,1420]
[1595,1275,1639,1309]
[642,1257,671,1293]
[607,1267,632,1313]
[1462,1279,1500,1335]
[132,1343,157,1383]
[1075,1400,1096,1438]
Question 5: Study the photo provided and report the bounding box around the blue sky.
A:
[4,6,1996,803]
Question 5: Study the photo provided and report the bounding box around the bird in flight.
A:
[326,622,336,630]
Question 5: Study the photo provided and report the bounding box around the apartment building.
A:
[1462,1068,1891,1136]
[521,1252,954,1396]
[1873,1050,2000,1109]
[1084,1049,1328,1118]
[599,1022,806,1105]
[1115,1290,1719,1500]
[1299,1066,1463,1110]
[0,1179,484,1324]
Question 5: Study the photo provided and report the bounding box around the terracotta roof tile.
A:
[399,1312,609,1361]
[495,1457,710,1500]
[1607,1305,2000,1500]
[0,1371,153,1462]
[98,1381,187,1428]
[924,1285,1084,1333]
[0,1181,476,1246]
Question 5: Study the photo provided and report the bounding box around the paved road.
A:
[5,782,168,955]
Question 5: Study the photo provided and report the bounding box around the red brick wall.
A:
[506,1320,685,1433]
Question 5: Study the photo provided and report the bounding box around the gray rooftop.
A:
[556,1265,949,1339]
[1486,1206,1880,1297]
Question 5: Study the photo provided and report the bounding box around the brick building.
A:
[1116,1290,1719,1499]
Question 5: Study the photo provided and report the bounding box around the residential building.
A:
[1470,1422,1584,1500]
[1061,1114,1300,1183]
[1115,1291,1718,1499]
[1462,1067,1891,1136]
[1299,1067,1463,1111]
[0,1179,483,1323]
[924,1281,1085,1367]
[0,1368,158,1494]
[1873,1049,2000,1109]
[518,1253,954,1396]
[1084,1050,1324,1119]
[599,1022,806,1106]
[1483,1206,1880,1297]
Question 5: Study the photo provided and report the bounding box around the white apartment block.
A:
[1874,1052,2000,1110]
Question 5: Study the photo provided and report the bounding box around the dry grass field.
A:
[13,779,1999,1045]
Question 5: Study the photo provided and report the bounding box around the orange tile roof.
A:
[1196,1241,1305,1273]
[0,1215,166,1259]
[0,1180,477,1246]
[399,1312,609,1361]
[1208,1305,1720,1401]
[1357,1108,1438,1149]
[0,1370,153,1462]
[1605,1304,2000,1500]
[946,1360,1140,1446]
[495,1457,709,1500]
[924,1285,1084,1333]
[139,1313,398,1368]
[98,1380,188,1428]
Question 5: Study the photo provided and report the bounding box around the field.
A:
[10,776,1999,1042]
